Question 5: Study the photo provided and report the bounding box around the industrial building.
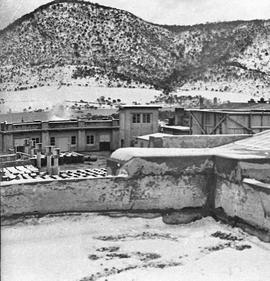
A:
[2,104,270,153]
[0,119,119,153]
[0,105,161,153]
[188,108,270,135]
[119,105,161,147]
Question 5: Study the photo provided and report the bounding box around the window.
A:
[31,138,40,145]
[86,135,95,145]
[71,136,76,145]
[50,137,55,146]
[143,113,151,123]
[132,113,141,123]
[16,146,24,153]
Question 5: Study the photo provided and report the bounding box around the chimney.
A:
[36,143,42,169]
[199,97,204,109]
[52,148,60,175]
[45,146,54,175]
[30,140,35,157]
[24,139,31,154]
[0,160,3,181]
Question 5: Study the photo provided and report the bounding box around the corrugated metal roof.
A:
[226,130,270,150]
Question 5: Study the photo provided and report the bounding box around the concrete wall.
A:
[1,148,269,242]
[1,155,212,218]
[135,139,149,148]
[214,156,270,241]
[1,134,13,152]
[215,179,270,232]
[149,134,251,148]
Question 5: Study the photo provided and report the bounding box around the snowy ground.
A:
[175,89,258,103]
[1,213,270,281]
[0,86,161,113]
[0,86,259,113]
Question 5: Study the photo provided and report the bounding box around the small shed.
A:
[135,133,172,148]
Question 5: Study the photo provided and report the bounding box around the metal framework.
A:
[189,110,270,135]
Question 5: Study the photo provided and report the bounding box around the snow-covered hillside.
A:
[0,0,269,97]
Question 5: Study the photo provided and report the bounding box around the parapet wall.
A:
[1,145,270,242]
[150,134,251,148]
[214,156,270,241]
[1,155,213,218]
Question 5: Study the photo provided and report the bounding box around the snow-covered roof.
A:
[136,133,172,141]
[221,129,270,151]
[111,130,270,162]
[110,147,213,162]
[161,125,190,131]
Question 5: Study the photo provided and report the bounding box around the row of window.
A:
[31,138,40,145]
[50,135,95,146]
[86,135,95,145]
[132,113,151,123]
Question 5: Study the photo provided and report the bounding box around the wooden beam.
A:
[227,116,255,134]
[210,115,226,135]
[190,112,207,134]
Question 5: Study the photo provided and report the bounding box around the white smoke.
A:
[48,103,72,121]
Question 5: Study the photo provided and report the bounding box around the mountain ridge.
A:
[0,0,269,97]
[1,0,265,34]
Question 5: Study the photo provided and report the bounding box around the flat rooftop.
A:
[2,214,270,281]
[119,105,162,109]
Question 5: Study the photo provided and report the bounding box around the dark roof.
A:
[187,108,270,114]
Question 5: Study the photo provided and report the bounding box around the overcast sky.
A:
[0,0,269,30]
